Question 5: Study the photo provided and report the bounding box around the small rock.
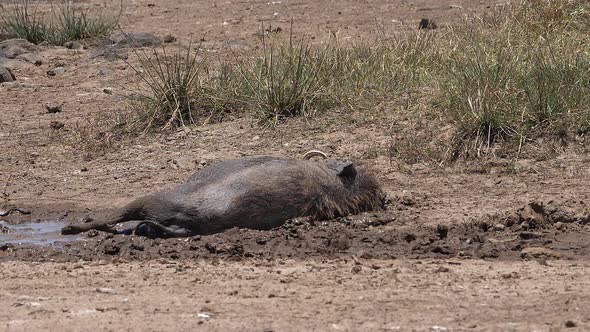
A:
[359,251,373,259]
[104,244,120,255]
[47,67,65,76]
[15,53,43,65]
[102,87,113,94]
[63,41,85,50]
[351,265,362,273]
[50,121,65,130]
[518,202,546,226]
[521,247,561,259]
[436,224,448,239]
[0,39,37,59]
[197,312,211,320]
[493,223,505,231]
[501,272,519,279]
[81,167,88,172]
[519,231,536,240]
[45,103,63,113]
[419,18,437,30]
[163,34,176,43]
[0,66,15,83]
[110,32,162,48]
[95,287,117,294]
[1,81,34,90]
[434,266,450,273]
[555,222,564,230]
[565,320,576,328]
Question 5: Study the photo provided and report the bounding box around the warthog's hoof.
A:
[134,221,194,239]
[61,225,80,235]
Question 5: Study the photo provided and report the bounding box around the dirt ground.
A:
[1,0,590,331]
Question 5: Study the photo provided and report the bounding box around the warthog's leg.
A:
[134,220,195,238]
[62,197,147,235]
[61,220,118,235]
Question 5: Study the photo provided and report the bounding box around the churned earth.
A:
[1,0,590,331]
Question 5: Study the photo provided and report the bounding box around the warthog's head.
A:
[302,157,385,220]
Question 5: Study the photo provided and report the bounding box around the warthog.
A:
[61,151,385,238]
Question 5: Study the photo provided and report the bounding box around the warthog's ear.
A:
[336,161,357,180]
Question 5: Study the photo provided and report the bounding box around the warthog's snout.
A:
[62,154,385,238]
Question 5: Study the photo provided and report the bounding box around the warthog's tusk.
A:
[303,150,328,160]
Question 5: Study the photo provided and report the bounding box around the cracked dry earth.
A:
[1,0,590,331]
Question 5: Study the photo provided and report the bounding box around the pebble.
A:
[493,223,505,231]
[565,320,576,328]
[95,287,117,294]
[110,31,162,47]
[351,265,362,273]
[163,34,176,43]
[47,67,65,76]
[434,266,450,273]
[0,39,37,58]
[0,65,15,83]
[45,103,63,113]
[15,53,43,65]
[63,41,85,50]
[501,272,519,279]
[50,121,65,130]
[419,18,437,30]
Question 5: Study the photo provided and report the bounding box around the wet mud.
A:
[1,201,588,262]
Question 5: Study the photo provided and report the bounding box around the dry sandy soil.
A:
[1,0,590,331]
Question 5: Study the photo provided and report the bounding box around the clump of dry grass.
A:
[437,0,590,157]
[126,41,246,132]
[0,0,120,45]
[236,32,337,124]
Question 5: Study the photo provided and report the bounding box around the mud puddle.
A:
[0,221,82,246]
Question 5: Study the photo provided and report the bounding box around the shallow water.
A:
[0,221,82,246]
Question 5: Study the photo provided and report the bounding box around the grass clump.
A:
[47,1,120,45]
[129,44,206,130]
[128,42,242,131]
[0,0,120,45]
[330,32,436,109]
[0,0,47,44]
[438,0,590,155]
[237,34,336,123]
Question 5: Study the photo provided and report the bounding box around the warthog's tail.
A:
[61,197,146,235]
[303,150,327,160]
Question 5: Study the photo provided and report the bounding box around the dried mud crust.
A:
[2,201,588,262]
